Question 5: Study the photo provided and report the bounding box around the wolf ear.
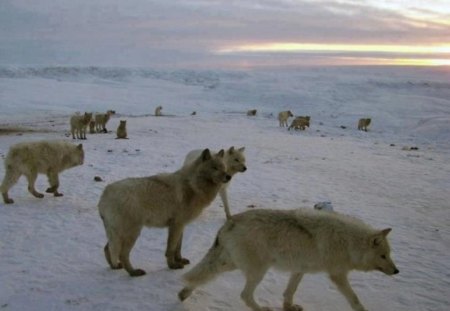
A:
[77,144,83,150]
[238,147,245,152]
[371,229,390,247]
[201,149,212,161]
[381,228,392,236]
[228,146,235,154]
[217,149,225,158]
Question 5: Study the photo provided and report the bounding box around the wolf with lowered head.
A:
[98,149,231,276]
[179,208,399,311]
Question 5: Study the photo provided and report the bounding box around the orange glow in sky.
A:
[217,43,450,55]
[216,43,450,66]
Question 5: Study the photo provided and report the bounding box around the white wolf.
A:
[155,105,163,116]
[183,146,246,219]
[179,208,399,311]
[0,140,84,204]
[98,149,231,276]
[95,110,115,133]
[278,110,294,127]
[70,112,92,139]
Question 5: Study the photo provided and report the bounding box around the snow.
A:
[0,66,449,311]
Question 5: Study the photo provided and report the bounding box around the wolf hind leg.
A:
[1,166,22,204]
[179,237,236,301]
[119,227,145,277]
[240,267,271,311]
[104,243,122,269]
[329,273,367,311]
[25,170,43,198]
[46,171,63,197]
[283,272,304,311]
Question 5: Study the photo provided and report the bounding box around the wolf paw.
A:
[54,192,63,197]
[3,198,14,204]
[168,262,185,270]
[178,288,192,301]
[129,269,146,277]
[284,304,303,311]
[33,192,44,198]
[176,258,190,265]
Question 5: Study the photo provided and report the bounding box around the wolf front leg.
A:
[283,272,304,311]
[329,273,368,311]
[46,171,63,197]
[219,187,232,219]
[166,221,186,269]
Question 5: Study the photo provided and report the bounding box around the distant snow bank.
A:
[1,66,449,149]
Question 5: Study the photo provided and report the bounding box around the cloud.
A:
[1,0,449,67]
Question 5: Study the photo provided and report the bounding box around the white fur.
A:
[98,149,231,276]
[183,146,246,219]
[180,208,399,311]
[0,140,84,204]
[278,110,294,127]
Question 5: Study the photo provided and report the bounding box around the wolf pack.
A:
[0,109,394,311]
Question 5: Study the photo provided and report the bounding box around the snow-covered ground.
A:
[0,66,449,311]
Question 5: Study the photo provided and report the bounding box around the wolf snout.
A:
[241,166,247,172]
[393,268,399,275]
[224,175,232,182]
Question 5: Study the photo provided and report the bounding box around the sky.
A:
[1,0,449,68]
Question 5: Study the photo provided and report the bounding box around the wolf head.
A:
[288,110,294,117]
[196,149,231,185]
[119,120,126,127]
[225,146,247,175]
[62,143,84,168]
[362,228,399,275]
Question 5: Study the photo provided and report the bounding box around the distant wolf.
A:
[95,110,115,133]
[278,110,294,127]
[288,116,310,130]
[89,120,96,134]
[179,208,399,311]
[247,109,257,116]
[116,120,128,139]
[1,140,84,204]
[98,149,231,276]
[357,118,371,132]
[155,105,163,116]
[183,146,247,219]
[70,112,93,139]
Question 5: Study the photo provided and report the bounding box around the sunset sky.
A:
[1,0,449,68]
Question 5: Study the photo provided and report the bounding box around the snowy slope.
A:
[0,66,449,311]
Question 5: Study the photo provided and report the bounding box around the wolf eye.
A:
[235,159,240,162]
[381,255,387,259]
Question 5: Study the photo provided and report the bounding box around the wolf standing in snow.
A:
[183,146,246,219]
[179,208,399,311]
[0,140,84,204]
[98,149,231,276]
[70,112,92,139]
[278,110,294,127]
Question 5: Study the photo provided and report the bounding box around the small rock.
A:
[94,176,103,182]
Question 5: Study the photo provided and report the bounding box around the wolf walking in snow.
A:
[183,146,246,219]
[0,140,84,204]
[288,116,310,131]
[155,105,163,116]
[98,149,231,276]
[179,208,399,311]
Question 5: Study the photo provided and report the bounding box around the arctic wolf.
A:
[278,110,294,127]
[179,208,399,311]
[357,118,371,131]
[183,146,247,219]
[116,120,127,139]
[288,116,310,130]
[70,112,92,139]
[155,105,163,116]
[98,149,231,276]
[95,110,115,133]
[247,109,257,116]
[1,140,84,204]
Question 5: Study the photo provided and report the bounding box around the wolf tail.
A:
[178,223,236,301]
